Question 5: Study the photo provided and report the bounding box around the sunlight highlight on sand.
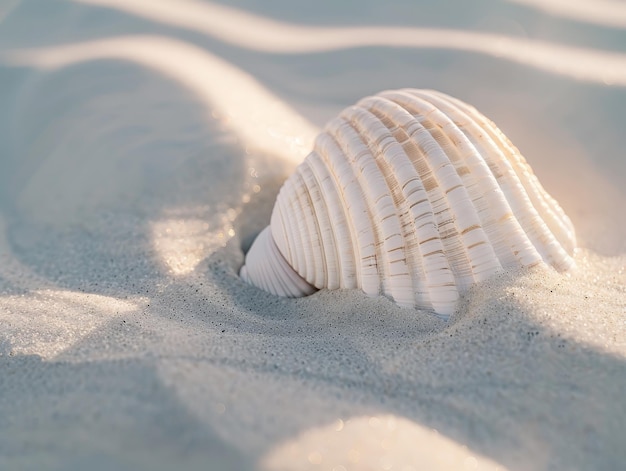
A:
[0,35,317,167]
[70,0,626,86]
[0,215,146,359]
[0,289,144,359]
[504,0,626,28]
[151,209,240,276]
[261,414,505,471]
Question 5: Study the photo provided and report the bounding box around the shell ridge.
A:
[427,90,576,265]
[286,172,314,281]
[362,95,461,313]
[399,89,536,269]
[402,92,506,282]
[456,94,576,252]
[298,159,331,287]
[272,178,303,275]
[357,97,457,310]
[379,91,494,291]
[317,129,380,295]
[294,167,326,286]
[307,141,355,289]
[345,102,426,308]
[360,102,437,309]
[402,93,541,267]
[329,114,392,297]
[270,194,293,265]
[424,91,574,270]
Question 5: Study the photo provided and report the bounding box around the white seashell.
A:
[240,89,576,317]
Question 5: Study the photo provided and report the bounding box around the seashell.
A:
[239,89,576,317]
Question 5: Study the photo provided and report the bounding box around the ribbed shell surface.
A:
[249,89,576,317]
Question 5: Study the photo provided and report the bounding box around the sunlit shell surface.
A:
[240,89,576,317]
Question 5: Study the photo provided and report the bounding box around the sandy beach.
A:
[1,1,625,470]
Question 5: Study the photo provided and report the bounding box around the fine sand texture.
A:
[1,1,625,470]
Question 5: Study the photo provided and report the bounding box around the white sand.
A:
[1,1,625,470]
